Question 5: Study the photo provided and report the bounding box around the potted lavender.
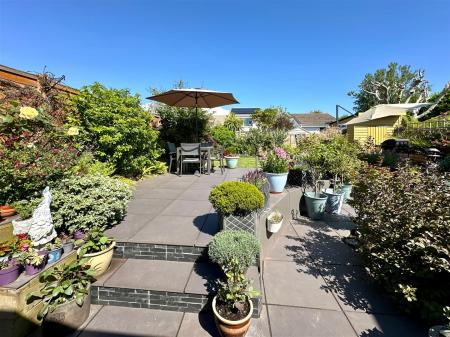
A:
[241,169,270,208]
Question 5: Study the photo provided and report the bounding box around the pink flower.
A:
[274,147,287,159]
[20,243,29,251]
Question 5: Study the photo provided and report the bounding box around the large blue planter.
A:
[264,172,288,193]
[304,191,328,220]
[225,157,239,169]
[341,184,353,201]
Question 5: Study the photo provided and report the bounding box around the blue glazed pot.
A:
[264,172,288,193]
[225,157,239,169]
[341,184,353,201]
[47,247,63,264]
[304,191,328,220]
[324,190,344,214]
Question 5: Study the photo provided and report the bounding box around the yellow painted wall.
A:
[348,116,402,145]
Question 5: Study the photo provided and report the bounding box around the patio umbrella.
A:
[147,88,239,141]
[346,103,431,125]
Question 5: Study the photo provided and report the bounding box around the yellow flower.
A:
[67,127,79,136]
[19,106,39,120]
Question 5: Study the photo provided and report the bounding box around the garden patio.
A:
[38,168,427,337]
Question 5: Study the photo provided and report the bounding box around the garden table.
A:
[176,145,213,174]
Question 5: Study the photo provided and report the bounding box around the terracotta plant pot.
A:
[43,287,91,337]
[0,262,21,286]
[212,296,253,337]
[78,241,115,276]
[0,205,16,218]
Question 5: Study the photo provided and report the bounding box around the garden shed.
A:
[345,103,431,145]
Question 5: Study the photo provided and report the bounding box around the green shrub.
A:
[351,165,450,324]
[209,181,264,215]
[30,175,132,234]
[69,83,164,177]
[381,152,400,170]
[71,152,116,176]
[211,125,236,147]
[208,230,260,273]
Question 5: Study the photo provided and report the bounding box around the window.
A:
[243,118,253,127]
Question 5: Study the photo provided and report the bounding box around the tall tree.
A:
[348,63,431,112]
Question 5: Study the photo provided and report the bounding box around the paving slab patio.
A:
[78,170,426,337]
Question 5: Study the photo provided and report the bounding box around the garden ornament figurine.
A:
[12,187,56,246]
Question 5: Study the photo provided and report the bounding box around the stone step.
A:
[91,258,262,317]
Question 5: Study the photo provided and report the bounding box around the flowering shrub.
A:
[351,165,450,324]
[261,147,289,173]
[0,132,79,204]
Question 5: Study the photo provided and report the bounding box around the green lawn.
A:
[212,156,259,169]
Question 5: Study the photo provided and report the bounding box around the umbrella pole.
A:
[195,94,198,142]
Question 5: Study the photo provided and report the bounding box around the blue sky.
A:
[1,0,449,114]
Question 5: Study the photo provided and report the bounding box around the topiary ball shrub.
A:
[208,230,260,273]
[50,174,132,234]
[209,181,264,215]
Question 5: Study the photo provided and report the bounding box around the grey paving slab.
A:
[126,197,174,215]
[265,222,308,262]
[177,312,220,337]
[195,212,219,247]
[320,265,399,314]
[129,215,202,245]
[132,188,184,200]
[178,188,212,201]
[292,221,362,266]
[92,258,127,287]
[184,262,222,295]
[105,213,155,240]
[263,260,340,310]
[158,180,196,190]
[346,312,427,337]
[105,259,193,292]
[162,199,212,217]
[268,305,357,337]
[79,306,183,337]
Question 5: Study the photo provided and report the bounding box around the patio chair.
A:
[209,144,225,174]
[167,142,177,173]
[179,143,203,176]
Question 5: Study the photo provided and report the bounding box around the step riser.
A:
[91,286,261,318]
[114,242,207,262]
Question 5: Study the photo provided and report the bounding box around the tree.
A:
[417,82,450,120]
[348,63,431,112]
[252,107,279,129]
[223,112,243,131]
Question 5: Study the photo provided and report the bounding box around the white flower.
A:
[19,107,39,120]
[67,127,79,136]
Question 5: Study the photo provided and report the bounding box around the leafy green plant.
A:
[48,174,132,234]
[70,152,116,176]
[43,238,62,251]
[78,229,114,256]
[12,198,41,219]
[209,182,264,215]
[223,113,243,131]
[69,82,164,177]
[209,230,260,316]
[27,259,95,320]
[351,165,450,324]
[19,248,45,266]
[268,210,283,224]
[381,152,400,170]
[224,146,238,157]
[0,260,13,270]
